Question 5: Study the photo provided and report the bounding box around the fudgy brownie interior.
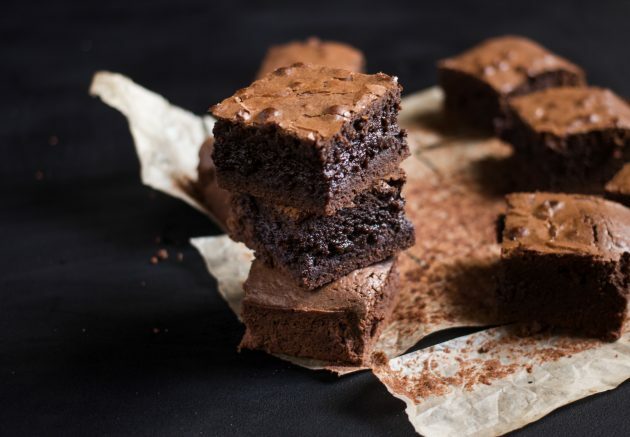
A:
[229,171,414,289]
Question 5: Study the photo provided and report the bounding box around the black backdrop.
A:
[2,1,630,435]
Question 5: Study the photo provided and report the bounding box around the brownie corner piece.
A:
[228,171,415,289]
[499,87,630,191]
[498,192,630,340]
[256,37,365,78]
[210,64,408,215]
[438,35,585,130]
[239,257,400,365]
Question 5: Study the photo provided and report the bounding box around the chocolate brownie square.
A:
[499,87,630,191]
[438,35,585,130]
[211,64,409,215]
[605,163,630,207]
[498,193,630,340]
[229,171,414,289]
[256,37,365,78]
[240,257,399,365]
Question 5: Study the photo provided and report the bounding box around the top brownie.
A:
[438,35,585,129]
[256,37,365,78]
[211,63,408,215]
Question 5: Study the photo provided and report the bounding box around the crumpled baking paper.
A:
[374,325,630,436]
[91,71,630,434]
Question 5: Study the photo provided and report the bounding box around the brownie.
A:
[240,257,399,365]
[499,87,630,191]
[211,64,409,215]
[194,138,232,227]
[229,170,414,289]
[498,193,630,340]
[256,37,365,78]
[605,163,630,206]
[438,35,585,130]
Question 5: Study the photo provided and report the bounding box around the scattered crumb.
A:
[152,328,160,334]
[157,249,168,260]
[150,256,159,265]
[35,170,44,181]
[176,252,184,262]
[48,135,59,146]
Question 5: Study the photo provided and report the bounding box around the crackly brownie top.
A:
[256,37,365,78]
[439,35,583,95]
[509,87,630,136]
[211,63,400,142]
[606,163,630,196]
[502,193,630,260]
[243,258,396,314]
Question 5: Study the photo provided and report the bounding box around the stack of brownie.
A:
[209,63,414,364]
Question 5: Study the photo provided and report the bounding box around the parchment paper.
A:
[91,72,630,434]
[374,325,630,436]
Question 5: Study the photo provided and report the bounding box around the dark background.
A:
[2,0,630,435]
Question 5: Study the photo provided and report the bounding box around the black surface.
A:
[2,1,630,435]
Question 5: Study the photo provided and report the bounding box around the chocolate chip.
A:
[256,107,282,122]
[533,200,563,219]
[236,109,251,121]
[324,105,351,118]
[506,226,529,240]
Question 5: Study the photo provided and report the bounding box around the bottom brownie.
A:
[240,257,399,365]
[498,193,630,340]
[229,171,414,289]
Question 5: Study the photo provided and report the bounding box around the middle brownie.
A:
[229,171,415,289]
[211,63,409,215]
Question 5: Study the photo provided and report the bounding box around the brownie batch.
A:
[439,36,630,338]
[207,44,414,365]
[193,36,630,367]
